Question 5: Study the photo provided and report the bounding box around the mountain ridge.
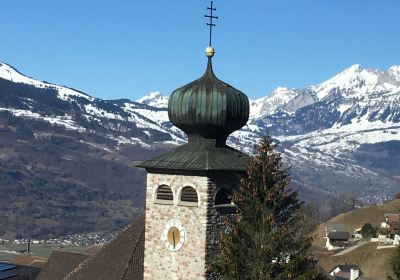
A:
[1,60,400,237]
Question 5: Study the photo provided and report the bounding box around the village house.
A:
[325,224,351,251]
[330,264,380,280]
[326,231,351,251]
[375,213,400,245]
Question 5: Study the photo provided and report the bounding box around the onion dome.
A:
[168,48,249,146]
[137,48,250,171]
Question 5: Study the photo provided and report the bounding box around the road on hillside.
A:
[334,241,368,256]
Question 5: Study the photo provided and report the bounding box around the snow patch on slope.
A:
[0,107,86,132]
[388,65,400,81]
[0,61,92,102]
[84,104,123,120]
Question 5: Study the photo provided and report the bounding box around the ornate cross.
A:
[204,1,218,46]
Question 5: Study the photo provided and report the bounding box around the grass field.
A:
[312,199,400,278]
[318,242,396,279]
[0,243,88,262]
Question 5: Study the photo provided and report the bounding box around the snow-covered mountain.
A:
[0,62,92,102]
[0,61,186,147]
[249,87,318,118]
[135,64,400,205]
[313,64,400,100]
[136,91,169,108]
[1,60,400,213]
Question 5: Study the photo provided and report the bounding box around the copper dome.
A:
[168,58,249,146]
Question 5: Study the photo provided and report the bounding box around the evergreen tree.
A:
[215,136,327,280]
[360,223,376,238]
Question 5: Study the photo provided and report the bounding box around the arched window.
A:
[215,189,233,207]
[179,186,198,206]
[155,185,174,204]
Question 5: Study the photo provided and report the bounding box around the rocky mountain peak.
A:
[388,65,400,81]
[136,91,168,108]
[312,64,400,101]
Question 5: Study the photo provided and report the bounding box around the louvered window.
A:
[156,185,173,202]
[180,186,198,203]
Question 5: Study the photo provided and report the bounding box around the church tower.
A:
[138,4,250,279]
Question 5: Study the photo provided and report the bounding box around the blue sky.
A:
[1,0,400,100]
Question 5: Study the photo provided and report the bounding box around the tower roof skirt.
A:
[137,140,250,171]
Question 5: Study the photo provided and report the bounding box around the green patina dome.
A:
[168,58,249,146]
[137,53,251,172]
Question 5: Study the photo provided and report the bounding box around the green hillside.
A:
[318,242,395,279]
[312,199,400,279]
[313,199,400,247]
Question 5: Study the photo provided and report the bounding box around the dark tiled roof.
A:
[36,250,91,280]
[332,270,350,280]
[9,253,46,268]
[330,264,364,278]
[328,231,350,241]
[332,264,361,272]
[0,262,41,280]
[137,142,250,171]
[331,264,365,280]
[83,244,103,255]
[64,214,145,280]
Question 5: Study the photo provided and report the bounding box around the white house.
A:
[329,265,372,280]
[325,231,350,251]
[381,216,390,228]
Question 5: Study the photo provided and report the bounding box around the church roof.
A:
[64,214,145,280]
[9,253,46,268]
[137,140,250,171]
[36,215,145,280]
[36,250,91,280]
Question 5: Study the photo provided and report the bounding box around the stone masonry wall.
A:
[143,171,242,280]
[143,172,209,280]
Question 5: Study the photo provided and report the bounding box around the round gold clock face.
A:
[162,219,186,252]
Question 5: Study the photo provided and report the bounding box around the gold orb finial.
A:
[205,46,215,58]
